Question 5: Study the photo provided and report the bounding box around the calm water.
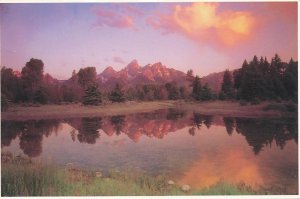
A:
[1,109,298,194]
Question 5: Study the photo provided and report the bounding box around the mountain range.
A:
[14,59,225,92]
[97,59,225,92]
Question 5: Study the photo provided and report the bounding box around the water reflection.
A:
[166,109,185,120]
[1,110,298,157]
[110,115,125,136]
[223,117,234,136]
[2,120,60,157]
[1,109,298,193]
[188,113,213,136]
[234,118,297,155]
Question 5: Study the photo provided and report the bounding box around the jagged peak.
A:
[151,62,166,69]
[103,66,116,73]
[153,62,162,66]
[127,59,140,69]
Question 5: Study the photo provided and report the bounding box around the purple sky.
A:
[1,2,298,80]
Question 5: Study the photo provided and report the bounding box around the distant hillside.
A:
[201,71,225,93]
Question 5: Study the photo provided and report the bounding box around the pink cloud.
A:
[263,2,297,23]
[91,4,143,30]
[147,3,257,49]
[122,4,144,17]
[113,56,126,64]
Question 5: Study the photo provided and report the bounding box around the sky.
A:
[0,2,298,80]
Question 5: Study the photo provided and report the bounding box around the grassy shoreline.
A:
[1,100,296,121]
[1,154,257,196]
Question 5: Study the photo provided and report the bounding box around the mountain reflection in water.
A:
[1,109,298,193]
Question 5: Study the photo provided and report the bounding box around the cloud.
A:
[147,3,256,48]
[91,6,134,29]
[91,4,143,30]
[122,4,144,17]
[263,2,297,23]
[113,56,126,64]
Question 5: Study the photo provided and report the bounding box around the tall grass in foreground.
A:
[2,154,257,196]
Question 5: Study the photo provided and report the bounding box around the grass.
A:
[2,100,294,121]
[192,181,255,195]
[2,101,175,121]
[1,153,257,196]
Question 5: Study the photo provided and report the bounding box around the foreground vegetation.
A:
[1,153,256,196]
[1,100,297,121]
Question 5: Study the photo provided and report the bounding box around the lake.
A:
[1,109,298,194]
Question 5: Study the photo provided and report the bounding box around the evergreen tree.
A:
[186,69,194,86]
[270,54,287,99]
[192,76,202,101]
[82,84,102,105]
[283,58,298,101]
[233,54,296,102]
[165,82,180,100]
[109,83,125,102]
[201,83,212,100]
[220,70,234,99]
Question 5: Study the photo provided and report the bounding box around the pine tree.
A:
[283,58,298,101]
[201,83,212,100]
[109,83,125,103]
[220,70,234,100]
[270,54,287,99]
[82,84,102,105]
[192,76,202,101]
[165,82,180,100]
[186,69,194,87]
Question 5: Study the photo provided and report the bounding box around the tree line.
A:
[1,54,297,111]
[1,58,216,111]
[219,54,297,103]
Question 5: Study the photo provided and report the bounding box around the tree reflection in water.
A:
[77,117,102,144]
[222,117,298,155]
[234,117,298,155]
[110,115,125,136]
[1,120,60,157]
[189,113,213,134]
[1,111,298,157]
[1,121,22,147]
[166,109,185,120]
[223,117,234,136]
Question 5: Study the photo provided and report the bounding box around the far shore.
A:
[1,100,296,121]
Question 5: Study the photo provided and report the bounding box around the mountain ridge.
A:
[97,60,225,92]
[97,60,187,90]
